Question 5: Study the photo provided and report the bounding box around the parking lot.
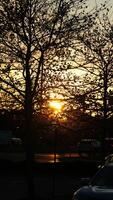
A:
[0,159,99,200]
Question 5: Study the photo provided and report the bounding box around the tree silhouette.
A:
[71,9,113,160]
[0,0,89,199]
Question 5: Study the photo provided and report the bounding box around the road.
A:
[0,166,81,200]
[0,159,99,200]
[0,152,80,163]
[0,172,80,200]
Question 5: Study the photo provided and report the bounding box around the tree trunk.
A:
[101,68,108,161]
[24,64,35,200]
[25,102,35,200]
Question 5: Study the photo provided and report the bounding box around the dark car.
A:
[72,163,113,200]
[77,138,113,160]
[76,139,101,159]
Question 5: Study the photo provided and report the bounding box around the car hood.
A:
[74,186,113,200]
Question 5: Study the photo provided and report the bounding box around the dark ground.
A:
[0,158,100,200]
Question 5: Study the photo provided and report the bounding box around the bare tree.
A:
[70,9,113,118]
[0,0,90,198]
[66,8,113,160]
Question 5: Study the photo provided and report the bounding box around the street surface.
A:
[0,158,99,200]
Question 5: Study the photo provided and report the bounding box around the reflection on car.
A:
[104,154,113,165]
[72,163,113,200]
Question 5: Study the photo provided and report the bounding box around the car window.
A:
[90,166,113,188]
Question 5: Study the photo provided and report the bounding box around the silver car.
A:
[72,163,113,200]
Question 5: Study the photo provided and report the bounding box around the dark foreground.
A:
[0,158,100,200]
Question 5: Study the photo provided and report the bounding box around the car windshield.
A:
[90,165,113,188]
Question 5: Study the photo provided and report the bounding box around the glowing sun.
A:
[49,100,63,113]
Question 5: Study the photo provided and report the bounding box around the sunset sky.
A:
[88,0,113,19]
[88,0,113,18]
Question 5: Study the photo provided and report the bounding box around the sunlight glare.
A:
[49,100,63,113]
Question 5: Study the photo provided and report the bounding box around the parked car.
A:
[76,139,101,159]
[104,138,113,154]
[77,138,113,160]
[72,163,113,200]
